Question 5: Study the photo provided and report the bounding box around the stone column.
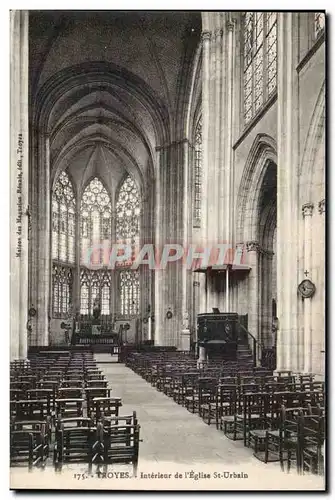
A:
[181,139,191,345]
[154,142,187,347]
[261,250,274,347]
[198,29,211,317]
[302,203,314,373]
[10,10,29,360]
[180,330,191,351]
[74,189,81,316]
[276,13,299,373]
[246,241,260,341]
[200,14,236,312]
[110,209,117,319]
[192,280,200,342]
[154,148,163,346]
[36,133,50,346]
[201,30,210,249]
[317,199,325,375]
[221,16,236,312]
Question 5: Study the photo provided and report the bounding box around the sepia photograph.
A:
[9,7,326,491]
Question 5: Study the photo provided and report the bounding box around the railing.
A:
[237,322,263,367]
[261,347,277,371]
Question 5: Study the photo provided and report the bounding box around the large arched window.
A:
[116,175,140,266]
[52,171,75,317]
[53,265,73,316]
[116,176,141,315]
[243,12,277,124]
[80,177,112,266]
[52,170,76,263]
[80,268,112,316]
[79,177,112,317]
[193,117,202,228]
[120,270,140,316]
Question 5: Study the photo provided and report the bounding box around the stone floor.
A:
[10,356,325,491]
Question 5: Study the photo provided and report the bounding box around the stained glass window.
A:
[120,270,140,316]
[80,268,111,316]
[80,177,112,266]
[116,175,140,266]
[243,12,277,124]
[52,171,76,263]
[193,118,202,228]
[52,171,75,318]
[314,13,325,39]
[52,264,73,317]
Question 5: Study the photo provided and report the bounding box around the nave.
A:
[10,350,325,491]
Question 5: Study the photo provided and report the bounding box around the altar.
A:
[92,324,102,335]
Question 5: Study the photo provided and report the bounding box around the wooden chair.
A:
[198,378,218,424]
[10,389,25,401]
[11,417,52,446]
[60,379,84,388]
[90,397,123,422]
[246,393,274,456]
[98,417,141,476]
[36,380,59,391]
[237,391,268,446]
[10,423,49,469]
[55,416,95,432]
[13,399,51,421]
[85,387,111,409]
[57,387,83,400]
[27,388,55,411]
[85,371,104,381]
[55,398,84,419]
[263,406,301,469]
[184,376,200,414]
[215,385,238,429]
[85,379,108,389]
[10,381,32,393]
[220,391,242,440]
[299,411,325,475]
[63,373,84,382]
[53,420,97,471]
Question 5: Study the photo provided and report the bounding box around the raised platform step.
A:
[94,353,119,364]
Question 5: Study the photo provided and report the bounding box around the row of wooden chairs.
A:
[127,351,325,476]
[53,413,141,474]
[10,412,141,474]
[10,351,141,472]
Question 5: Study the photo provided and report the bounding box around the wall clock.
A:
[298,279,316,299]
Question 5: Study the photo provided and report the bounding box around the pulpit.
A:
[197,312,239,361]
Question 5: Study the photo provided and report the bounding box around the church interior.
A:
[10,10,326,488]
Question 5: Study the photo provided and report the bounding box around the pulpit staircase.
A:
[237,322,276,370]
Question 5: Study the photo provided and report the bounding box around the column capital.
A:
[318,198,325,214]
[226,19,236,32]
[214,28,223,38]
[201,30,212,42]
[246,240,260,253]
[302,202,314,218]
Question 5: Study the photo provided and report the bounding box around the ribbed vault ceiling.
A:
[30,11,202,199]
